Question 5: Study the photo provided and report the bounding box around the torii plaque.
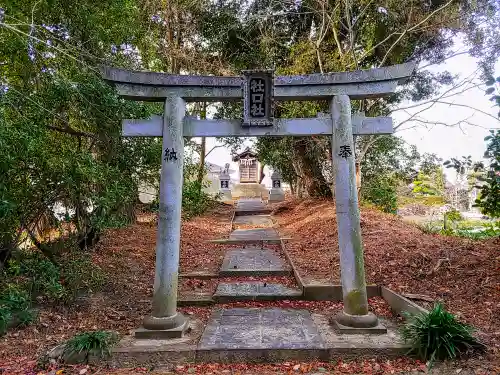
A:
[242,69,274,127]
[101,62,416,338]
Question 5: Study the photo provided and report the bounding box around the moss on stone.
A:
[344,289,368,315]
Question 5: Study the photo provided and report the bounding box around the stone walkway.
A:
[116,198,406,364]
[216,198,300,299]
[219,248,291,277]
[208,198,310,344]
[199,308,323,350]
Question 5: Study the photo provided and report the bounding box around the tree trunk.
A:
[259,165,265,183]
[355,161,362,196]
[294,139,332,198]
[196,137,206,186]
[196,102,207,191]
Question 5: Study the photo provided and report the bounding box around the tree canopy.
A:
[1,0,499,264]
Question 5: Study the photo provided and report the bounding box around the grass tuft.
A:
[64,330,117,362]
[401,303,485,365]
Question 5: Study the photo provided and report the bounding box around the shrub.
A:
[0,249,105,334]
[416,221,440,234]
[182,180,217,219]
[14,251,66,301]
[7,249,104,304]
[361,176,398,214]
[141,179,218,219]
[455,222,500,240]
[64,330,118,362]
[401,303,485,364]
[0,284,37,334]
[59,253,105,303]
[398,195,446,207]
[444,208,463,222]
[475,130,500,218]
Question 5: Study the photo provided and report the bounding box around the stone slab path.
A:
[214,282,302,302]
[199,308,324,350]
[230,228,281,241]
[219,248,291,277]
[235,198,272,216]
[211,198,301,303]
[232,214,274,226]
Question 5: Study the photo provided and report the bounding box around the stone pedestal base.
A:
[332,320,387,334]
[233,183,268,199]
[330,311,387,334]
[136,313,188,339]
[269,188,285,202]
[219,189,232,202]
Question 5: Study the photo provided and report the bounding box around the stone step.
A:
[232,215,274,227]
[235,198,272,216]
[209,228,290,245]
[213,282,302,302]
[230,228,281,241]
[235,207,272,216]
[219,248,291,277]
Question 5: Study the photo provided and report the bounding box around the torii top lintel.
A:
[100,62,416,102]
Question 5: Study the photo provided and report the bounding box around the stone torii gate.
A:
[101,63,415,338]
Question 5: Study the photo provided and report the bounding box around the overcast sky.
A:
[203,50,500,185]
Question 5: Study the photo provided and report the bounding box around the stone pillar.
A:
[330,95,383,332]
[269,170,285,202]
[139,96,187,338]
[219,171,232,202]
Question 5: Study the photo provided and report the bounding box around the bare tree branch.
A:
[379,0,454,67]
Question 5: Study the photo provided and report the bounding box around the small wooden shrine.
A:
[233,147,260,183]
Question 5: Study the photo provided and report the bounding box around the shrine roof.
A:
[233,147,258,161]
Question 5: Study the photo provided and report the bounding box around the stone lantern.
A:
[219,163,232,202]
[269,170,285,202]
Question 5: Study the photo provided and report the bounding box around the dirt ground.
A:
[275,199,500,363]
[1,200,498,374]
[0,204,233,372]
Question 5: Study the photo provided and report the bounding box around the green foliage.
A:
[444,208,463,223]
[361,136,420,186]
[181,156,218,219]
[0,248,103,334]
[64,330,117,361]
[416,219,500,239]
[5,248,104,303]
[0,284,37,335]
[412,169,445,196]
[398,195,446,207]
[401,303,485,364]
[361,176,398,214]
[182,180,217,219]
[59,254,105,302]
[416,221,440,235]
[443,156,475,177]
[475,130,500,218]
[0,1,162,263]
[484,75,500,118]
[455,221,500,240]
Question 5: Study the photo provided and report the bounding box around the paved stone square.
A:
[199,308,325,349]
[220,248,290,276]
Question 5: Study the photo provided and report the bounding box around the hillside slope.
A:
[275,199,499,349]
